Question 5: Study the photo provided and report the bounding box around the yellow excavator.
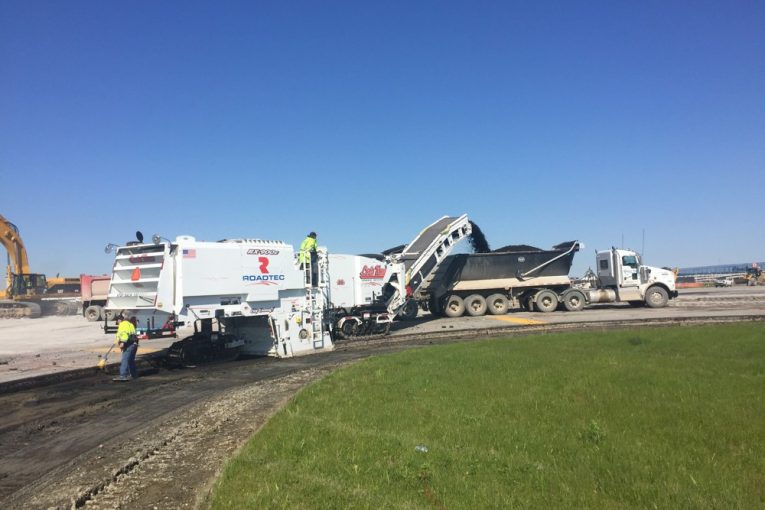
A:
[746,263,764,286]
[1,214,79,318]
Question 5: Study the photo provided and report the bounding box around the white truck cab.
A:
[594,248,678,307]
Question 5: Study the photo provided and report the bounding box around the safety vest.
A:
[115,320,136,344]
[298,236,317,264]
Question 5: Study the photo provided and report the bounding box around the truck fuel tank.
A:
[586,288,616,304]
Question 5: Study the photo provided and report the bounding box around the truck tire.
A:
[339,319,358,338]
[397,300,419,320]
[104,309,118,321]
[534,290,558,313]
[443,295,465,318]
[645,286,669,308]
[84,305,103,322]
[562,290,585,312]
[486,293,509,315]
[464,294,487,316]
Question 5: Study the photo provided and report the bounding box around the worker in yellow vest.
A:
[113,314,138,382]
[298,232,318,286]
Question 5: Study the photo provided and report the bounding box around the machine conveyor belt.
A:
[400,216,462,271]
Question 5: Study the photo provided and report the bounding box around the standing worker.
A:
[113,314,139,382]
[298,231,318,286]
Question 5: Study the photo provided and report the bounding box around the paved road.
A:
[387,285,765,337]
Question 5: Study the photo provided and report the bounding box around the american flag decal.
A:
[183,248,196,258]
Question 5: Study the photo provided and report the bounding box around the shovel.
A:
[98,344,116,370]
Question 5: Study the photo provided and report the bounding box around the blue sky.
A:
[2,0,763,277]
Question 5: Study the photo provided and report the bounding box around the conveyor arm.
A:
[385,215,472,315]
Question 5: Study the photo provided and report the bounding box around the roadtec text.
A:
[242,275,285,281]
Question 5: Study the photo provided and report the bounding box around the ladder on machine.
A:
[302,250,328,341]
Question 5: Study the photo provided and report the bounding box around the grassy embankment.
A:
[210,324,765,509]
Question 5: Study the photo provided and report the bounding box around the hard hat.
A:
[309,232,317,238]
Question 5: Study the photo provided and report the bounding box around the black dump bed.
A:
[427,241,579,293]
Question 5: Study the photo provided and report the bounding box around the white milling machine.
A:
[104,216,471,363]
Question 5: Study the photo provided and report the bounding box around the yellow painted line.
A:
[487,315,547,326]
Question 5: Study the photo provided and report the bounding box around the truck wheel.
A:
[84,305,103,322]
[104,309,118,321]
[486,294,509,315]
[464,294,487,316]
[397,300,419,320]
[443,295,465,318]
[534,290,558,313]
[645,286,669,308]
[562,290,585,312]
[340,319,358,338]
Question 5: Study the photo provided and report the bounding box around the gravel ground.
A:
[7,363,349,510]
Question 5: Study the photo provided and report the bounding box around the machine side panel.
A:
[327,254,388,309]
[179,243,300,303]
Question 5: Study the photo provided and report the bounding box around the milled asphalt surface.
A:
[1,285,763,386]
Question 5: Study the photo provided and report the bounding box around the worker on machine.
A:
[298,231,318,286]
[113,314,139,382]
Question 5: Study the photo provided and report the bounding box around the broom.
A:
[98,344,116,370]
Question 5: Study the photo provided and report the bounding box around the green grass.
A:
[209,324,765,509]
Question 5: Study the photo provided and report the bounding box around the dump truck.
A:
[423,244,678,317]
[80,274,112,321]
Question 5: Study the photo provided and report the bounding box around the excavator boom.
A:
[0,214,78,318]
[1,214,33,298]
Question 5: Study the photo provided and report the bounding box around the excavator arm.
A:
[0,214,45,299]
[385,215,472,315]
[0,214,76,318]
[1,214,31,297]
[0,214,31,273]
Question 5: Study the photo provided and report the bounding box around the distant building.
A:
[678,262,765,281]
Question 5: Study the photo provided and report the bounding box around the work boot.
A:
[112,376,131,382]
